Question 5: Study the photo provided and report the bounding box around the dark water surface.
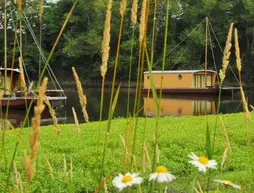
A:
[3,87,254,128]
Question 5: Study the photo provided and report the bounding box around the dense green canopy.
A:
[0,0,253,84]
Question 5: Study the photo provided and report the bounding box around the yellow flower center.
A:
[198,156,209,165]
[122,175,133,183]
[156,166,168,173]
[223,180,233,186]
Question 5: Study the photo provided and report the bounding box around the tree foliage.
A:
[0,0,253,83]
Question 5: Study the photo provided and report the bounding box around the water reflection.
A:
[144,95,217,116]
[0,101,67,129]
[2,87,253,127]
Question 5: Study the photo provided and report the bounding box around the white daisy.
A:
[214,179,241,189]
[188,152,217,172]
[112,173,143,191]
[149,165,176,183]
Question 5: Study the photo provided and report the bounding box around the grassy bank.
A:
[1,112,253,192]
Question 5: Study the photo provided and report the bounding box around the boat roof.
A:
[144,70,217,74]
[0,68,21,74]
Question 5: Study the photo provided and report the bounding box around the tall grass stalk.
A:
[39,0,44,79]
[100,0,127,179]
[207,23,234,193]
[140,0,157,174]
[150,0,157,67]
[131,0,149,171]
[132,0,147,116]
[1,0,8,170]
[72,67,89,123]
[212,23,233,154]
[100,85,121,178]
[234,28,254,187]
[97,0,112,153]
[108,0,126,112]
[151,0,170,176]
[126,0,138,117]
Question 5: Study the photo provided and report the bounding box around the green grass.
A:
[1,112,253,192]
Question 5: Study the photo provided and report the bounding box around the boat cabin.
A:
[143,70,217,90]
[0,68,23,95]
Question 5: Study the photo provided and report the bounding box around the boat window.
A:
[178,74,182,80]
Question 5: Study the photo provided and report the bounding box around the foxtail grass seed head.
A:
[39,0,44,23]
[240,87,251,121]
[219,23,233,84]
[221,147,229,168]
[131,0,138,24]
[17,0,23,12]
[24,151,33,182]
[120,0,127,17]
[72,67,89,122]
[72,107,80,134]
[139,0,147,43]
[30,77,48,160]
[18,57,27,91]
[101,0,112,78]
[44,155,54,178]
[234,28,241,72]
[70,156,73,181]
[45,98,60,135]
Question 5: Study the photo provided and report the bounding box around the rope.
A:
[153,17,206,68]
[23,12,65,96]
[23,14,57,89]
[170,21,204,70]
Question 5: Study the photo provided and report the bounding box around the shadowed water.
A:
[2,87,253,128]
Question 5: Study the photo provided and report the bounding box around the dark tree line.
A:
[0,0,254,84]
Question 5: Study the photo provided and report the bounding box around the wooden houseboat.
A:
[0,67,66,108]
[143,70,239,95]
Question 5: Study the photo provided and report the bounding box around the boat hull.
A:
[142,87,240,95]
[0,91,67,109]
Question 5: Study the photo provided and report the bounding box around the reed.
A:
[100,0,127,178]
[131,0,149,171]
[72,107,81,134]
[98,0,112,152]
[44,155,54,178]
[39,0,44,23]
[13,161,23,193]
[120,0,127,17]
[234,28,254,185]
[72,67,89,123]
[126,0,138,116]
[219,23,233,85]
[24,77,48,183]
[131,0,138,25]
[44,98,61,135]
[18,57,27,90]
[139,0,147,43]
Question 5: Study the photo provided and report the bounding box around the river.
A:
[2,87,253,128]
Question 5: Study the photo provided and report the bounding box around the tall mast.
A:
[4,0,7,94]
[205,17,208,87]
